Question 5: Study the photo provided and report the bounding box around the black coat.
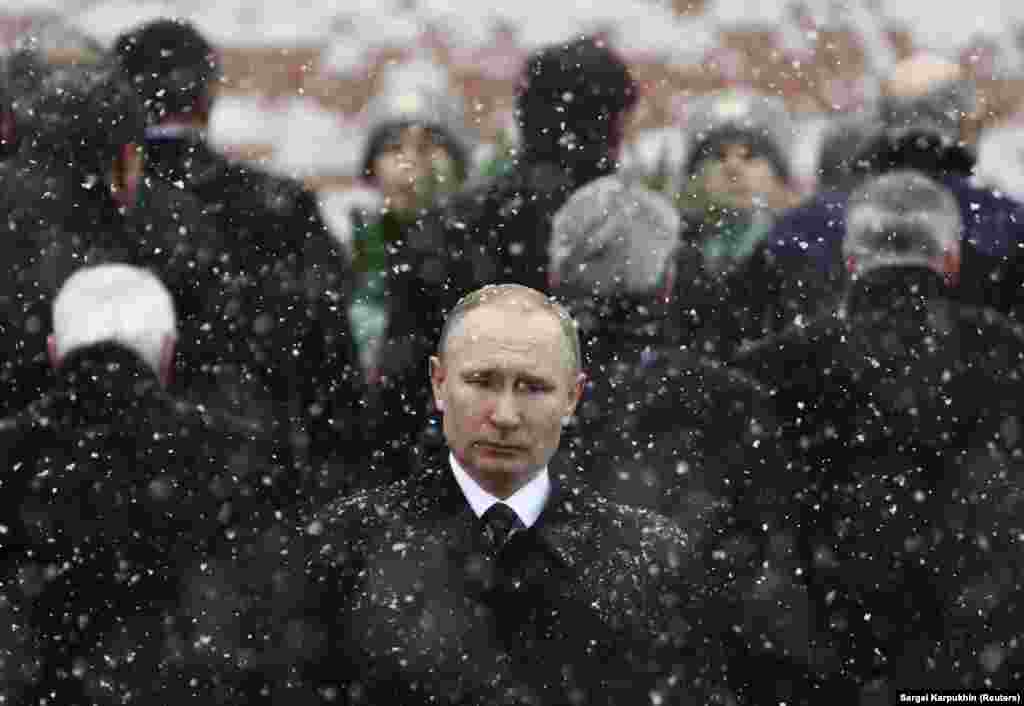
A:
[726,267,1024,700]
[0,154,353,505]
[252,456,734,706]
[347,207,458,481]
[572,345,781,539]
[0,156,229,415]
[0,344,287,705]
[142,134,366,499]
[418,162,579,295]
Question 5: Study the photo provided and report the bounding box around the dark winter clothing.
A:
[572,341,780,527]
[726,266,1024,700]
[355,205,464,481]
[0,343,285,705]
[256,455,732,706]
[412,36,637,296]
[140,132,365,504]
[113,18,364,491]
[0,153,228,416]
[747,129,1024,338]
[663,207,779,358]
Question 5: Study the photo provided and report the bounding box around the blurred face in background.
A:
[698,141,791,211]
[373,124,457,213]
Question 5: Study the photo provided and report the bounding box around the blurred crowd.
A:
[1,15,1024,705]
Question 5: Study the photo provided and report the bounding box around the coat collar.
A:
[30,344,164,428]
[842,266,951,320]
[415,452,598,569]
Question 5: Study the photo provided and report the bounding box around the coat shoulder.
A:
[574,489,692,561]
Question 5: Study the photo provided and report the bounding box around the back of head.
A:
[53,264,177,377]
[549,174,680,299]
[844,170,961,278]
[114,18,221,124]
[515,36,636,182]
[12,58,145,175]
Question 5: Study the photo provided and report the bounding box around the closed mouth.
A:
[478,443,525,452]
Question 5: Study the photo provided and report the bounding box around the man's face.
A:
[373,124,456,212]
[700,141,786,210]
[430,302,583,495]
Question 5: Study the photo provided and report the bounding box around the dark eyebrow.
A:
[518,373,555,387]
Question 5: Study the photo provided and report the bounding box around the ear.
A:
[110,142,145,208]
[939,247,961,288]
[47,334,60,370]
[429,355,446,413]
[159,334,176,388]
[565,371,586,419]
[660,261,676,302]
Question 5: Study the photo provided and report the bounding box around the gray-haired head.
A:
[438,284,581,377]
[844,170,962,278]
[549,174,680,298]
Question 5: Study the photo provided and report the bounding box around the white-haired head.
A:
[549,174,681,298]
[844,170,962,280]
[50,264,177,384]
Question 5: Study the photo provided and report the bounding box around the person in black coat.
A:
[0,264,286,705]
[0,53,233,416]
[0,53,342,509]
[547,173,781,520]
[742,53,1024,342]
[255,284,734,705]
[112,19,364,492]
[728,171,1024,701]
[412,35,638,297]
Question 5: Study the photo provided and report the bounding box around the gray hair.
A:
[549,175,680,297]
[844,170,962,276]
[438,284,581,376]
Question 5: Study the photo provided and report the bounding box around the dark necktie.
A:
[481,502,525,554]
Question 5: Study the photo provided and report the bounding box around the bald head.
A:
[885,54,964,99]
[439,284,581,377]
[878,53,975,147]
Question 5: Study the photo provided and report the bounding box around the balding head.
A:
[51,264,177,384]
[438,284,581,378]
[885,54,964,99]
[881,53,975,144]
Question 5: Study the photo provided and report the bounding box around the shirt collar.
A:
[449,452,550,528]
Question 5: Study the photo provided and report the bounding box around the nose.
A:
[722,153,744,179]
[488,390,521,430]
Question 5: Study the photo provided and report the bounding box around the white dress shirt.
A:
[449,452,550,528]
